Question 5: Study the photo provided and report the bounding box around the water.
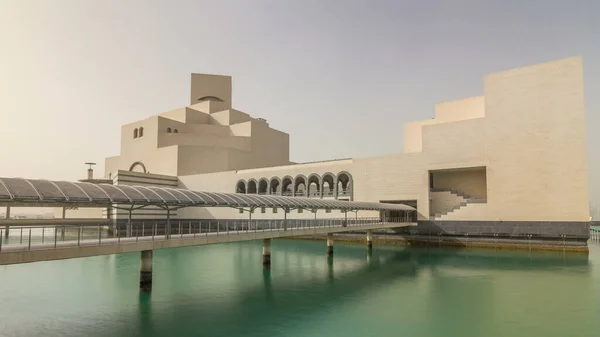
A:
[0,240,599,337]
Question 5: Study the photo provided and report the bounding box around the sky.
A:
[0,0,598,216]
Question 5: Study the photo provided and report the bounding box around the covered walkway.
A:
[0,177,414,213]
[0,177,416,291]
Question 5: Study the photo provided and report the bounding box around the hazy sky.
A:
[0,0,598,214]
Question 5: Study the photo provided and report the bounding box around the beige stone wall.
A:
[403,119,437,153]
[404,96,484,154]
[105,145,179,177]
[190,73,232,108]
[432,168,487,200]
[105,74,290,177]
[484,57,588,221]
[430,191,468,217]
[107,58,590,224]
[178,154,428,220]
[434,96,485,122]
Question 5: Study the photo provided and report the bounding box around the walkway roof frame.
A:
[0,177,415,212]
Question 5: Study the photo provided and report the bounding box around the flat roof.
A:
[0,177,414,212]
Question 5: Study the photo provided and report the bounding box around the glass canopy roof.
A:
[0,177,415,212]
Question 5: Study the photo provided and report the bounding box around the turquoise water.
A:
[0,240,599,337]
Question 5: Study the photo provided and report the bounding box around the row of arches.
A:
[167,127,179,133]
[133,127,144,139]
[236,172,353,200]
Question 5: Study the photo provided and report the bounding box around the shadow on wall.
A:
[390,220,590,248]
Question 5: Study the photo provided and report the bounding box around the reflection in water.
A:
[0,240,598,337]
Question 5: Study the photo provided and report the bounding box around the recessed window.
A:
[261,207,266,214]
[133,128,139,138]
[326,209,331,213]
[139,127,144,137]
[174,129,179,133]
[167,127,172,133]
[298,208,303,214]
[273,207,278,213]
[238,208,243,214]
[198,96,224,102]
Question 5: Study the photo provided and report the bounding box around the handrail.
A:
[0,217,413,254]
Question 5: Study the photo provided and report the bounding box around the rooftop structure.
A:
[94,56,591,250]
[105,74,291,177]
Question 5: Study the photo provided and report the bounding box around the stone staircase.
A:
[429,188,486,220]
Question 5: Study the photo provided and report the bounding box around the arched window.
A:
[197,96,224,102]
[269,177,281,195]
[322,173,335,197]
[167,127,172,133]
[294,175,307,197]
[129,161,147,173]
[174,129,179,133]
[258,179,268,194]
[307,174,321,198]
[336,172,353,200]
[139,127,144,137]
[133,128,139,138]
[236,180,247,193]
[247,180,257,194]
[282,176,293,196]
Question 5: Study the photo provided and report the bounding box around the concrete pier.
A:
[140,250,153,292]
[327,233,333,257]
[262,238,271,268]
[4,206,10,238]
[367,229,373,251]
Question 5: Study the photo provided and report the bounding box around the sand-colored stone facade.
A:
[104,57,589,226]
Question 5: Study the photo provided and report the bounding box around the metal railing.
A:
[0,217,410,253]
[238,189,353,199]
[591,227,600,242]
[338,189,352,197]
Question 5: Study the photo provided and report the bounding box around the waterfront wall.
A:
[293,221,591,252]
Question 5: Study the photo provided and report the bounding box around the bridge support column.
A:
[4,207,10,238]
[327,233,333,257]
[262,238,271,269]
[367,229,373,251]
[61,207,66,240]
[140,250,153,292]
[127,209,133,238]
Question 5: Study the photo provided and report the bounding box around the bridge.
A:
[0,177,415,291]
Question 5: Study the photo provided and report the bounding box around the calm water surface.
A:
[0,239,599,337]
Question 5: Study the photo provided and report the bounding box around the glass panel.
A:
[175,189,206,205]
[163,188,195,204]
[193,191,225,205]
[53,181,90,201]
[76,183,111,202]
[114,185,148,203]
[0,180,12,200]
[1,178,39,200]
[209,192,241,206]
[145,187,179,203]
[96,184,130,203]
[29,180,66,201]
[130,186,164,203]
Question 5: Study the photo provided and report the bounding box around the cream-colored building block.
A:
[105,74,291,177]
[104,57,590,226]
